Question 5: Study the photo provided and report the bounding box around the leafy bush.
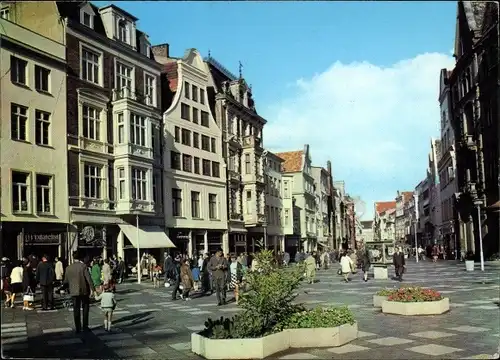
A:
[376,288,396,296]
[387,287,443,302]
[278,306,355,330]
[204,250,306,339]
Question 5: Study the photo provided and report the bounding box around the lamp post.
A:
[474,200,485,271]
[136,214,141,284]
[414,192,419,263]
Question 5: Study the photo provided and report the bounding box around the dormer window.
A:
[118,19,127,43]
[80,5,95,29]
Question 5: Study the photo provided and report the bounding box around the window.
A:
[11,104,28,141]
[201,135,210,151]
[184,81,190,99]
[131,167,147,201]
[208,194,218,219]
[192,85,198,102]
[174,126,180,142]
[192,108,199,124]
[116,62,133,92]
[245,154,251,174]
[82,47,100,84]
[35,110,50,146]
[210,138,216,153]
[181,103,190,120]
[144,74,155,106]
[0,7,10,20]
[151,126,159,154]
[246,190,252,214]
[82,105,100,140]
[36,174,52,214]
[193,132,199,148]
[11,56,27,85]
[284,209,290,225]
[12,172,29,213]
[117,168,126,199]
[194,157,200,174]
[212,162,220,178]
[284,181,290,198]
[200,89,205,104]
[172,188,182,216]
[130,113,146,146]
[202,159,211,176]
[117,113,124,143]
[182,154,192,172]
[82,12,92,28]
[191,191,200,218]
[171,151,181,170]
[201,111,209,127]
[83,164,102,199]
[35,65,50,93]
[118,19,127,43]
[181,128,191,146]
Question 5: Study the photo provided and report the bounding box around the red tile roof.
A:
[276,151,303,173]
[375,201,396,214]
[402,191,414,203]
[163,62,178,92]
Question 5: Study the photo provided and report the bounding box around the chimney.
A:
[152,43,170,58]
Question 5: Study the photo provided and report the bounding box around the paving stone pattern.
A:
[1,260,499,359]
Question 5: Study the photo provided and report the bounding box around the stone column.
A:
[188,230,193,258]
[117,230,125,260]
[204,230,208,254]
[222,231,229,255]
[102,226,107,259]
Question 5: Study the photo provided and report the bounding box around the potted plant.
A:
[382,287,449,315]
[465,250,475,271]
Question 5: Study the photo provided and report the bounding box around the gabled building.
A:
[395,191,414,242]
[276,145,317,253]
[311,166,331,249]
[155,47,228,256]
[428,138,442,243]
[373,201,396,241]
[205,56,267,254]
[263,151,284,251]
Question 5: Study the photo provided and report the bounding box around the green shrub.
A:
[278,306,355,330]
[376,288,396,296]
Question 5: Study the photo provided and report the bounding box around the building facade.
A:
[205,56,267,254]
[394,191,413,242]
[333,181,347,248]
[437,68,459,255]
[277,146,317,252]
[0,15,68,260]
[373,202,396,241]
[428,139,442,243]
[156,48,228,256]
[264,151,284,251]
[311,166,330,248]
[359,220,374,243]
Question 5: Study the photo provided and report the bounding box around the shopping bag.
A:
[23,288,34,303]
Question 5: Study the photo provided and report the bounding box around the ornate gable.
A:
[183,48,205,72]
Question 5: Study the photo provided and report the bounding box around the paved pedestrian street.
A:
[2,260,499,359]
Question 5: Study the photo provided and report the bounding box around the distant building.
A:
[359,220,374,243]
[373,201,396,242]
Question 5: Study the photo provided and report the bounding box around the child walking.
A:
[95,284,116,331]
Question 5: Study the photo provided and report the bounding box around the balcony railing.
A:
[230,212,243,221]
[112,88,154,106]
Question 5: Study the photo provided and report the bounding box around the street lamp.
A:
[414,192,419,263]
[473,199,485,271]
[136,214,141,284]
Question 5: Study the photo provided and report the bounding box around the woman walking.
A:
[91,258,103,293]
[229,255,243,304]
[180,259,194,300]
[339,252,354,283]
[9,261,24,308]
[360,249,371,282]
[22,258,35,310]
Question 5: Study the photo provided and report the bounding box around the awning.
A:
[488,200,500,211]
[118,224,176,249]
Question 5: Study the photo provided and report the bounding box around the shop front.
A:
[284,235,300,260]
[1,222,67,261]
[229,232,247,255]
[206,231,223,255]
[74,224,117,262]
[169,229,190,256]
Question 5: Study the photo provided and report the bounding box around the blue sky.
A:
[97,1,457,219]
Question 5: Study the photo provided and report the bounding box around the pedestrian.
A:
[63,251,96,333]
[1,257,12,308]
[22,258,35,311]
[171,255,182,300]
[152,264,162,288]
[229,255,243,304]
[360,248,371,282]
[163,253,173,287]
[90,258,102,293]
[180,259,194,300]
[55,257,64,288]
[304,253,316,284]
[201,253,210,293]
[393,247,406,282]
[95,283,116,332]
[101,259,112,286]
[36,255,56,311]
[9,261,24,308]
[208,248,228,306]
[116,257,126,284]
[339,252,353,283]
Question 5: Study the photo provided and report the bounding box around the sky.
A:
[97,1,457,219]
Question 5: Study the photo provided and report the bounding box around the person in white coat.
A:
[339,252,354,283]
[55,257,64,286]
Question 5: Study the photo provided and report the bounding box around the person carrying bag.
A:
[23,287,34,311]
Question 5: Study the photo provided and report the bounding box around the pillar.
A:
[203,230,208,254]
[280,236,285,252]
[188,230,193,258]
[117,230,124,260]
[58,234,62,258]
[222,231,229,255]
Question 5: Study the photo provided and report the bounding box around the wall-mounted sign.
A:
[77,225,106,248]
[24,233,60,245]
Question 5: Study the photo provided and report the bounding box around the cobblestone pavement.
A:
[1,260,499,359]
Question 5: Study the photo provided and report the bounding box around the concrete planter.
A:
[191,322,358,359]
[381,298,450,316]
[465,260,475,271]
[373,295,388,308]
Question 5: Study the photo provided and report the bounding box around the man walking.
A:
[208,249,228,306]
[36,255,56,310]
[393,247,406,282]
[64,251,95,333]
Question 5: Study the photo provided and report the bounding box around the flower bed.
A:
[191,250,358,359]
[373,288,395,307]
[381,287,449,315]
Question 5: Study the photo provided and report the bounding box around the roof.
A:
[402,191,414,203]
[375,201,396,214]
[99,4,139,22]
[163,62,178,92]
[275,151,303,173]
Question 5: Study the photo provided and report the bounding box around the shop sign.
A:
[77,225,106,248]
[24,233,60,245]
[172,231,190,240]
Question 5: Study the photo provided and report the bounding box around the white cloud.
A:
[262,53,455,219]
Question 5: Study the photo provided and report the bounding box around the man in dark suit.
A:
[63,251,96,333]
[393,247,406,282]
[36,255,55,310]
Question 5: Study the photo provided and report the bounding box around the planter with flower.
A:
[191,250,358,359]
[381,287,449,315]
[373,288,395,308]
